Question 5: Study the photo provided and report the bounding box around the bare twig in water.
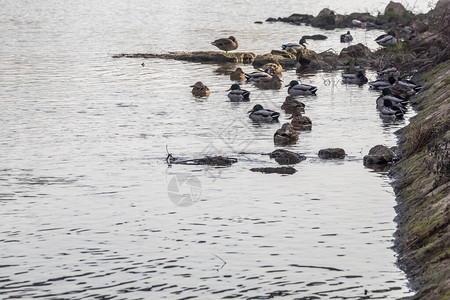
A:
[214,254,227,271]
[165,145,174,164]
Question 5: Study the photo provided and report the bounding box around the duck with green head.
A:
[248,104,280,122]
[227,84,250,102]
[282,38,308,52]
[286,80,317,96]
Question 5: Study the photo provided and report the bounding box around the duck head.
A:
[248,104,264,113]
[190,81,206,89]
[382,88,392,96]
[227,83,241,91]
[299,38,308,45]
[285,80,299,87]
[228,36,237,42]
[383,99,393,107]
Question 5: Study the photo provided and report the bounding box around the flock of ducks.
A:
[190,32,420,145]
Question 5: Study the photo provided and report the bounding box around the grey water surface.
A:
[0,0,430,299]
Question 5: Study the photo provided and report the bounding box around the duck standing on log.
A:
[211,36,239,53]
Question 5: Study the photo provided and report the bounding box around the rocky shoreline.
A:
[115,1,450,297]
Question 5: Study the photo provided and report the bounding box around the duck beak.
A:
[285,83,290,87]
[226,88,231,91]
[247,109,254,113]
[190,85,194,88]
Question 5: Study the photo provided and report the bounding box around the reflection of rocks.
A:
[113,51,256,64]
[318,148,346,159]
[250,167,297,174]
[269,149,306,165]
[363,145,395,165]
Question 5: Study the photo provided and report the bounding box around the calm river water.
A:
[0,0,431,299]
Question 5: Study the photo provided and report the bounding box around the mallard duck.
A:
[281,95,305,114]
[368,79,392,90]
[248,104,280,122]
[286,80,317,96]
[274,123,299,145]
[262,62,283,75]
[376,88,408,109]
[377,65,400,81]
[190,81,210,97]
[340,31,353,43]
[379,99,404,119]
[211,36,239,53]
[289,108,312,131]
[395,77,421,92]
[389,78,420,99]
[254,74,282,90]
[341,70,368,85]
[230,67,246,81]
[282,38,308,52]
[227,84,250,102]
[245,70,272,82]
[375,31,398,47]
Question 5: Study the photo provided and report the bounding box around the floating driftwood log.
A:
[113,51,256,64]
[167,154,237,166]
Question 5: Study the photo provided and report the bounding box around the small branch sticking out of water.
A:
[214,254,227,271]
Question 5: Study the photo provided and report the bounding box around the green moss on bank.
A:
[391,60,450,299]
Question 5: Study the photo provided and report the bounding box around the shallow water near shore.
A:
[0,0,427,299]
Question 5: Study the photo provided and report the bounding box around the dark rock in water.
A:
[113,51,256,64]
[252,52,296,69]
[339,43,371,58]
[167,155,237,166]
[250,167,297,174]
[311,8,336,30]
[278,13,314,25]
[318,148,346,159]
[363,145,395,165]
[302,34,328,40]
[269,149,306,165]
[254,21,263,24]
[385,1,407,15]
[266,17,278,22]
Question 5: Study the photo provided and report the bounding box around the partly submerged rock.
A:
[113,51,256,64]
[269,149,306,165]
[302,34,328,40]
[311,8,336,30]
[385,1,407,15]
[339,43,371,59]
[363,145,395,165]
[318,148,346,159]
[167,155,237,166]
[250,167,297,174]
[253,52,296,69]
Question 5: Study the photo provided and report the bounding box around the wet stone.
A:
[269,149,307,165]
[250,167,297,174]
[318,148,346,159]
